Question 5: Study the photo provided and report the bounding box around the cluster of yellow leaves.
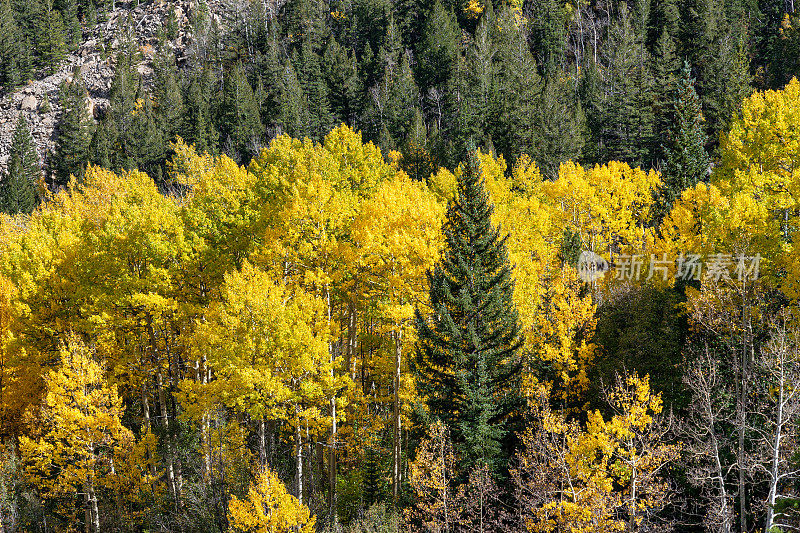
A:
[18,336,134,524]
[407,420,456,532]
[520,375,678,533]
[655,79,800,312]
[181,260,339,437]
[228,468,316,533]
[543,161,660,260]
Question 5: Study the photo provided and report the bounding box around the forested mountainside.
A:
[3,0,800,532]
[0,0,798,182]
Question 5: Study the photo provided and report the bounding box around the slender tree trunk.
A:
[712,432,732,533]
[737,285,750,533]
[346,299,357,381]
[392,327,402,503]
[258,417,267,469]
[765,361,786,533]
[84,477,99,533]
[84,483,91,533]
[89,482,99,533]
[157,369,179,510]
[141,382,158,479]
[326,284,338,525]
[629,462,637,532]
[200,358,211,481]
[295,405,304,505]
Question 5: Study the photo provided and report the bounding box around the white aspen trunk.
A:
[765,362,786,533]
[89,482,99,533]
[326,284,338,524]
[629,461,637,532]
[258,417,267,469]
[392,327,402,503]
[295,405,303,505]
[157,370,179,509]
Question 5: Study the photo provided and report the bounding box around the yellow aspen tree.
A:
[227,468,316,533]
[541,161,660,263]
[19,335,132,533]
[181,261,340,503]
[352,172,445,502]
[516,375,677,533]
[248,125,394,516]
[407,420,457,533]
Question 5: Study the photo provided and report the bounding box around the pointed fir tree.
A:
[184,68,219,155]
[413,148,523,480]
[152,48,185,143]
[416,1,459,94]
[219,61,263,162]
[89,119,111,169]
[108,50,139,170]
[362,446,383,508]
[1,115,39,214]
[296,40,333,141]
[277,59,310,139]
[130,85,165,178]
[657,60,710,222]
[53,69,91,188]
[322,38,362,127]
[0,0,23,92]
[34,0,66,72]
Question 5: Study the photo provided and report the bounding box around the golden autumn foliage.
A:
[516,375,678,533]
[19,335,132,531]
[0,79,798,530]
[228,468,316,533]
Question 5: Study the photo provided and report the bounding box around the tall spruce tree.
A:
[1,114,39,214]
[413,148,523,479]
[657,60,709,221]
[53,69,91,188]
[219,61,263,162]
[34,0,66,72]
[0,0,23,92]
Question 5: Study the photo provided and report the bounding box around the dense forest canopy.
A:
[0,0,798,182]
[2,0,800,532]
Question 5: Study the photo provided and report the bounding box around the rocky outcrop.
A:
[0,0,203,173]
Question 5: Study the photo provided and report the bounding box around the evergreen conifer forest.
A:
[2,0,800,531]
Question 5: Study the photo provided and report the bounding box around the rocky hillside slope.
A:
[0,0,203,172]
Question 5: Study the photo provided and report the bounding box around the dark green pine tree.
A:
[1,114,40,214]
[492,5,542,164]
[219,61,264,162]
[453,8,496,156]
[322,38,363,128]
[184,68,219,155]
[130,82,165,178]
[108,49,139,170]
[152,48,185,144]
[52,69,91,188]
[34,0,66,72]
[657,61,710,221]
[587,2,655,167]
[415,1,459,95]
[54,0,80,49]
[529,0,567,75]
[279,59,311,139]
[296,40,333,141]
[89,118,112,169]
[362,446,383,508]
[0,0,23,92]
[413,149,524,479]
